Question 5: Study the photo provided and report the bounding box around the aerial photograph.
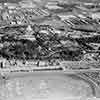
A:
[0,0,100,100]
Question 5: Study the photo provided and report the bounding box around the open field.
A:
[0,72,98,100]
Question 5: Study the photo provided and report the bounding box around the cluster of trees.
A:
[0,28,84,61]
[0,23,100,61]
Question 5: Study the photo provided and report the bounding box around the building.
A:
[91,12,100,19]
[45,1,63,10]
[0,58,6,68]
[4,3,19,9]
[19,1,36,8]
[0,3,3,9]
[2,10,9,20]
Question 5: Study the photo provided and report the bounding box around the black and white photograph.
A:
[0,0,100,100]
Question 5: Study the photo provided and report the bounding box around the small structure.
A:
[0,58,6,68]
[19,1,36,8]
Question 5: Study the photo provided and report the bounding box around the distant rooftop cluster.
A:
[0,0,100,70]
[0,2,51,26]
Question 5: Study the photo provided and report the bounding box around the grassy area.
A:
[0,73,94,100]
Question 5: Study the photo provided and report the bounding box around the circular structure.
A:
[0,72,98,100]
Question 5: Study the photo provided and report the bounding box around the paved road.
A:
[1,66,100,75]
